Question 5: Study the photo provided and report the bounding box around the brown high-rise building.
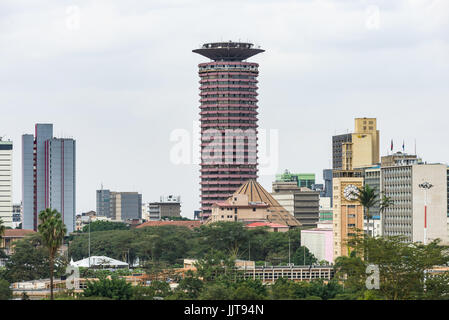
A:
[193,42,264,219]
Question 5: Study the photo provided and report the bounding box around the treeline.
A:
[68,222,318,267]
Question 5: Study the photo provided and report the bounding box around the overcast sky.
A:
[1,0,448,218]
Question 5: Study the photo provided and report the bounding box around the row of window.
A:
[201,100,256,105]
[200,75,257,80]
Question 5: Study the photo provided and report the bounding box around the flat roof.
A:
[193,41,264,61]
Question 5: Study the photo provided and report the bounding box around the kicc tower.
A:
[193,41,264,219]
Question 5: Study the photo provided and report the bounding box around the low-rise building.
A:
[246,222,289,232]
[271,181,320,228]
[301,227,333,264]
[136,220,201,230]
[0,229,36,255]
[144,195,181,221]
[207,180,301,228]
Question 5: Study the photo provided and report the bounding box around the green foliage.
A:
[82,220,129,233]
[335,233,449,300]
[198,282,233,300]
[0,279,12,300]
[169,271,204,299]
[292,246,318,265]
[83,275,133,300]
[0,218,5,239]
[68,222,317,268]
[2,234,67,283]
[270,277,344,300]
[131,281,171,300]
[38,208,67,300]
[194,250,239,282]
[160,216,191,221]
[230,279,267,300]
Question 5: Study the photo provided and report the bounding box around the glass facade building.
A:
[22,124,76,233]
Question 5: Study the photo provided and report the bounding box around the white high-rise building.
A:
[0,139,13,228]
[381,163,448,244]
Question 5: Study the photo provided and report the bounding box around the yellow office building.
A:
[341,118,380,170]
[332,172,364,259]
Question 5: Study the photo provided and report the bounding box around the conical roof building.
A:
[207,179,301,228]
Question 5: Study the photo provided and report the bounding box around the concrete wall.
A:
[301,229,333,263]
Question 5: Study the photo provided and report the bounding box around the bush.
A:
[0,279,12,300]
[83,275,133,300]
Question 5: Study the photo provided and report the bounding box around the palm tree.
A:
[0,218,5,255]
[379,192,394,237]
[352,185,379,237]
[0,218,5,239]
[38,208,67,300]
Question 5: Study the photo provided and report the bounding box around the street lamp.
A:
[88,216,91,268]
[418,182,433,245]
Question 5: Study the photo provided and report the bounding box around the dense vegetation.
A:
[80,220,129,233]
[68,222,318,266]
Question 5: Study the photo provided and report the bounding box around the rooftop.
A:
[193,41,264,61]
[3,229,36,238]
[136,220,202,230]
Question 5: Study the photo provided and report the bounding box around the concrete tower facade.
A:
[193,42,264,219]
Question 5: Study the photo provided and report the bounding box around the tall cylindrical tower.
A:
[193,42,264,219]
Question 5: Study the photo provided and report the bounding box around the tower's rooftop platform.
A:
[193,41,264,61]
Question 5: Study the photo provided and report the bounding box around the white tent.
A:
[70,256,129,268]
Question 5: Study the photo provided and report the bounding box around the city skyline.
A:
[1,1,449,218]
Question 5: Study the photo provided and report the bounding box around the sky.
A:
[1,0,448,218]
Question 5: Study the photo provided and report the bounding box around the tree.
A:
[81,220,129,233]
[194,250,238,282]
[353,185,378,238]
[198,282,233,300]
[379,192,393,236]
[83,275,133,300]
[0,279,12,300]
[0,218,5,239]
[231,279,267,300]
[169,270,204,299]
[0,218,5,260]
[38,208,67,300]
[292,246,318,265]
[2,234,66,283]
[270,277,296,299]
[335,233,449,300]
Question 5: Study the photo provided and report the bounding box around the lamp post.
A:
[418,182,433,245]
[88,216,91,268]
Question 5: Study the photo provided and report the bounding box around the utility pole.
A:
[288,236,291,266]
[88,217,91,268]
